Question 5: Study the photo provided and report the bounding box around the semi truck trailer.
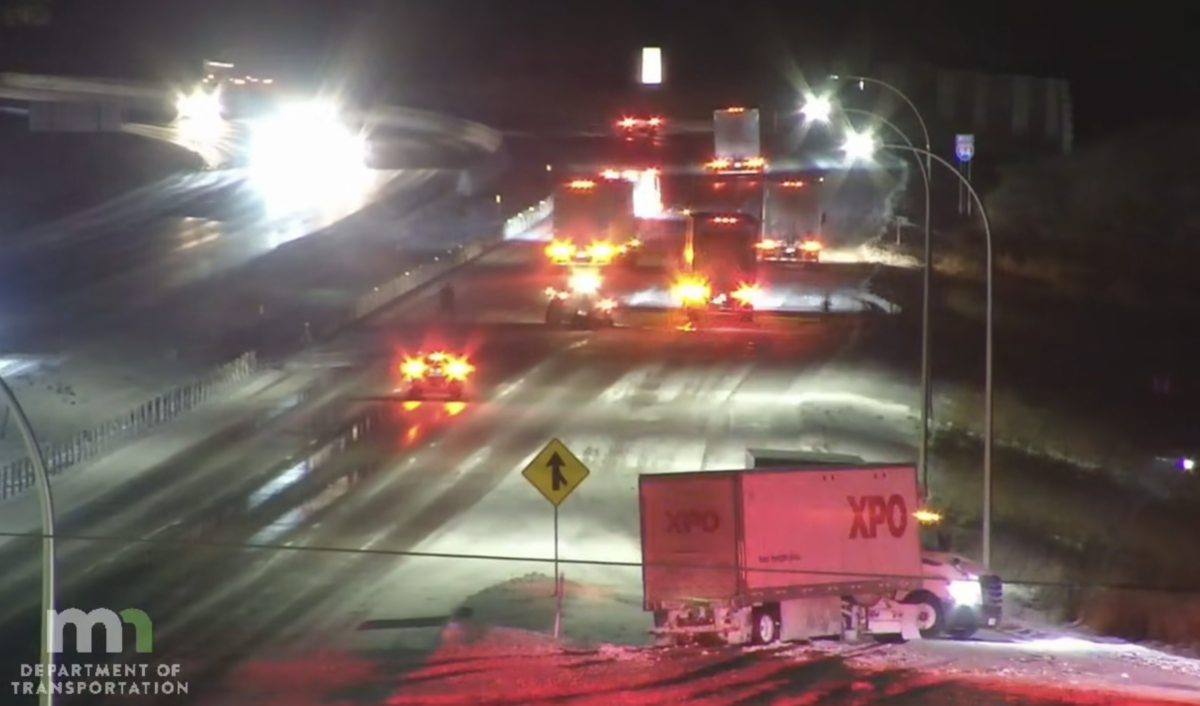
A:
[640,463,926,645]
[639,455,1002,646]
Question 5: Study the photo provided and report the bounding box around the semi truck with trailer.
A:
[639,453,1002,646]
[640,462,925,645]
[743,449,1003,639]
[710,107,763,173]
[757,177,825,263]
[546,176,636,266]
[671,211,761,323]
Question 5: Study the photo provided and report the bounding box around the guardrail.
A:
[0,353,258,500]
[340,197,551,330]
[0,197,552,502]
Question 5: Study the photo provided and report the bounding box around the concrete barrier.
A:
[0,195,552,500]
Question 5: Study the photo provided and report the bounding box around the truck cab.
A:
[548,176,635,267]
[745,449,1003,639]
[671,212,761,324]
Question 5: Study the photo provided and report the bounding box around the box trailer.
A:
[639,464,926,645]
[713,107,761,165]
[744,449,1003,639]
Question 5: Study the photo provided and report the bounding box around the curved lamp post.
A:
[828,74,936,497]
[839,107,931,248]
[0,377,58,706]
[841,135,995,567]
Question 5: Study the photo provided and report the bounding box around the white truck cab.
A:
[746,449,1003,640]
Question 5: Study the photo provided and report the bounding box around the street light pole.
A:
[831,74,935,498]
[879,144,994,567]
[841,107,930,257]
[0,376,58,706]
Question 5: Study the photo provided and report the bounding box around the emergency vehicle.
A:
[545,176,636,266]
[757,178,825,263]
[616,115,664,141]
[545,268,616,328]
[397,351,473,401]
[671,212,761,323]
[708,107,765,174]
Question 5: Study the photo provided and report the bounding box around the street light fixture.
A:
[0,377,58,706]
[838,131,996,567]
[799,93,832,123]
[839,129,877,162]
[829,74,936,499]
[839,108,931,254]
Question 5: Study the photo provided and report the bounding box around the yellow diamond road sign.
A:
[521,438,590,507]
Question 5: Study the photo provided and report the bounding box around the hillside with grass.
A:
[869,123,1200,647]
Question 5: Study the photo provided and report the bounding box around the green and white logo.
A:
[47,608,153,653]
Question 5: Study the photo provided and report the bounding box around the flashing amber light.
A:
[546,240,577,260]
[403,352,472,380]
[732,283,760,306]
[723,107,746,113]
[444,357,474,381]
[914,508,943,524]
[569,269,603,294]
[587,241,616,262]
[781,180,805,188]
[672,275,710,304]
[567,179,595,189]
[801,240,822,252]
[400,357,426,378]
[601,169,620,179]
[745,157,766,168]
[710,216,740,224]
[707,159,731,170]
[757,239,780,249]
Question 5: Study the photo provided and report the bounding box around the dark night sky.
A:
[2,0,1198,141]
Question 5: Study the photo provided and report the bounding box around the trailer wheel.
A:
[902,591,946,638]
[752,607,780,644]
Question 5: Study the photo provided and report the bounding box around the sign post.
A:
[955,134,975,216]
[521,437,591,638]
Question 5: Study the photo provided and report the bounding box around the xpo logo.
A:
[666,510,721,533]
[848,494,908,539]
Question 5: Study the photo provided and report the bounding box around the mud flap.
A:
[899,603,922,641]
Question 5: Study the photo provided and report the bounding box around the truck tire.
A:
[946,607,980,640]
[902,591,946,638]
[752,607,780,644]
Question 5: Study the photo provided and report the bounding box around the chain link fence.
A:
[0,198,552,502]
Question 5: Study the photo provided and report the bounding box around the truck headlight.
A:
[948,579,982,606]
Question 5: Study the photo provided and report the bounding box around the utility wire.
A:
[0,529,1195,594]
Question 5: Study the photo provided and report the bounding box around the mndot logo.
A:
[48,609,153,653]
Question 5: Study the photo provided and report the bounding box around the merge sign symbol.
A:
[521,438,590,506]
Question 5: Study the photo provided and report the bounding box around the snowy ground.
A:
[622,284,896,313]
[205,315,1200,703]
[0,168,455,464]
